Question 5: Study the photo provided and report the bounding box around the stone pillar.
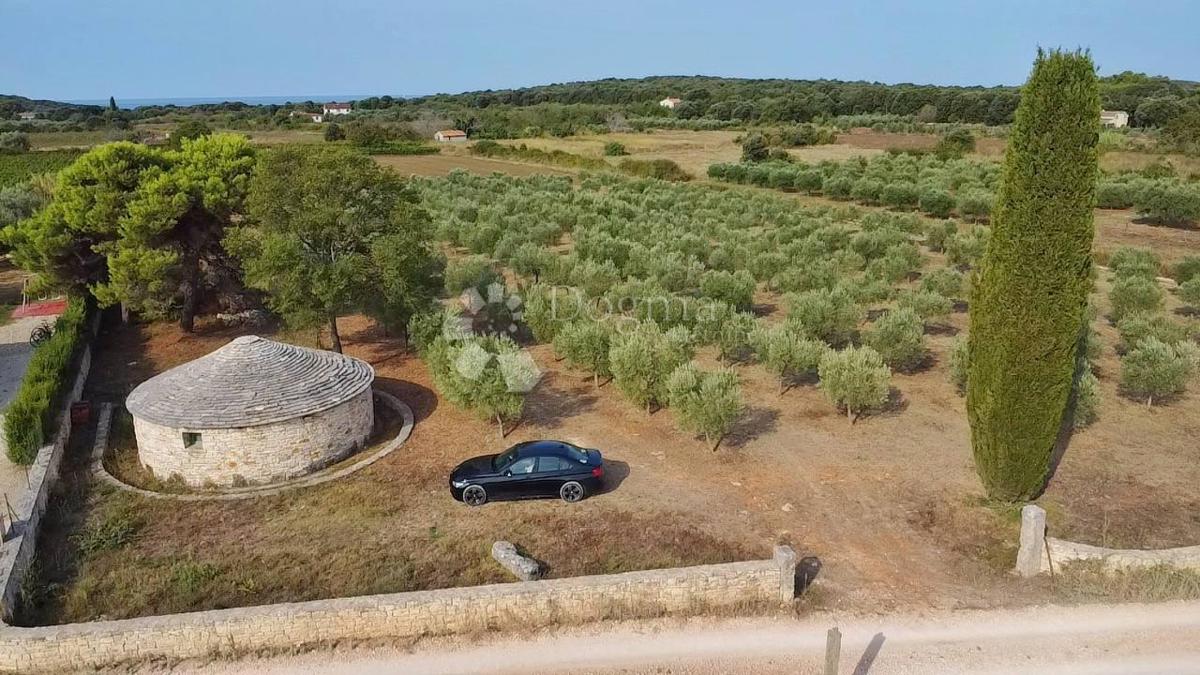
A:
[1015,504,1047,577]
[774,545,798,602]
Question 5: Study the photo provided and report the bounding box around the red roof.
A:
[324,102,351,109]
[438,129,467,137]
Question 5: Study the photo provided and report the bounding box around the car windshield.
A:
[563,443,589,462]
[491,447,520,471]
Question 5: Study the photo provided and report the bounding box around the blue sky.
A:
[2,0,1197,101]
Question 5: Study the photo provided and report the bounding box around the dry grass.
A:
[1051,561,1200,603]
[374,153,575,178]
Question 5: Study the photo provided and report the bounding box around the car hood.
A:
[451,454,497,480]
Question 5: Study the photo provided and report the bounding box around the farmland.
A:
[22,168,1200,625]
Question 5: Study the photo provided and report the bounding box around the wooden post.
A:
[825,626,841,675]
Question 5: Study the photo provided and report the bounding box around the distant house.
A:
[1100,110,1129,128]
[17,111,38,121]
[434,129,468,143]
[323,102,352,116]
[659,97,682,110]
[289,110,324,123]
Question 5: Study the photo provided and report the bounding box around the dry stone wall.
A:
[0,546,797,673]
[134,388,373,487]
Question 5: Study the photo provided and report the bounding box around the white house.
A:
[1100,110,1129,128]
[289,110,324,123]
[659,97,682,110]
[434,129,468,143]
[17,111,37,121]
[323,102,352,116]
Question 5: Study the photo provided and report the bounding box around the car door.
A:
[533,455,571,496]
[500,456,538,498]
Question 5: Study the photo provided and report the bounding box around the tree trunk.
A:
[179,259,199,333]
[711,435,721,452]
[847,405,854,425]
[496,414,505,439]
[328,312,342,353]
[593,372,599,389]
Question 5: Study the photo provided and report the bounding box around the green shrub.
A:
[553,319,613,387]
[1116,311,1188,350]
[1108,247,1160,279]
[881,182,920,210]
[1179,277,1200,309]
[818,346,892,422]
[945,227,989,267]
[699,269,756,311]
[444,256,500,294]
[897,289,954,322]
[618,158,691,182]
[1108,275,1164,322]
[865,308,926,370]
[1073,369,1101,429]
[919,188,956,218]
[850,178,885,205]
[741,133,769,162]
[1096,181,1135,209]
[666,364,744,450]
[792,169,824,194]
[920,267,964,298]
[786,286,863,345]
[1172,256,1200,284]
[1134,182,1200,225]
[750,323,827,393]
[923,219,957,252]
[603,141,628,157]
[1120,337,1197,405]
[949,337,969,394]
[3,297,89,464]
[956,189,994,221]
[824,176,854,200]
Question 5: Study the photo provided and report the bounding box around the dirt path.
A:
[192,601,1200,674]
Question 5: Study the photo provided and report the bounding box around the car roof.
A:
[514,440,577,457]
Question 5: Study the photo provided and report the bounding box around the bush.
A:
[1173,257,1200,284]
[1120,337,1197,405]
[823,176,854,200]
[919,267,964,298]
[1107,246,1160,279]
[1096,181,1135,209]
[0,132,31,154]
[1072,369,1101,429]
[553,319,613,387]
[935,129,976,158]
[1179,277,1200,309]
[1108,275,1164,322]
[444,256,500,294]
[1116,311,1189,350]
[792,169,824,194]
[865,308,926,370]
[4,297,89,464]
[665,364,743,450]
[897,289,954,322]
[323,123,345,142]
[881,182,920,210]
[1134,183,1200,225]
[741,133,769,162]
[945,227,989,267]
[618,158,691,182]
[850,178,885,205]
[609,323,693,413]
[956,189,994,221]
[923,219,957,252]
[750,323,827,393]
[699,269,756,310]
[818,346,892,422]
[786,286,863,346]
[919,188,956,218]
[603,141,628,156]
[949,337,969,394]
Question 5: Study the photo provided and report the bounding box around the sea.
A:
[65,95,408,109]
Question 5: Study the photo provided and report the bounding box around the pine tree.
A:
[108,96,117,111]
[966,50,1100,501]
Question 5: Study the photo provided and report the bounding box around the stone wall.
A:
[1015,504,1200,576]
[134,387,373,487]
[0,546,797,673]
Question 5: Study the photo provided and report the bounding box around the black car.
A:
[449,440,604,506]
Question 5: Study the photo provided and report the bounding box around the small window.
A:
[182,432,202,449]
[536,456,568,473]
[508,457,536,475]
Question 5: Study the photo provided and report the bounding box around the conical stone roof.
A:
[126,335,374,429]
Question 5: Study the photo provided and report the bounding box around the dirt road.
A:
[194,601,1200,674]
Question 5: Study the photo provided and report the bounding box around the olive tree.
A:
[818,345,892,423]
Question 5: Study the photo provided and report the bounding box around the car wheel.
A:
[560,481,585,503]
[462,485,488,506]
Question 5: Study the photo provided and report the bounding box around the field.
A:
[23,168,1200,626]
[0,149,82,187]
[374,152,575,177]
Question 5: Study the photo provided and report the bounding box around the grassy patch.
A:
[1053,561,1200,603]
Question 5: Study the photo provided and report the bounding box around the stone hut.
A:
[125,335,374,488]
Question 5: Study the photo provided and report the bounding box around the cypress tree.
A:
[966,49,1100,501]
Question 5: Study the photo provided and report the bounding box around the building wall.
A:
[0,547,797,673]
[133,388,373,487]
